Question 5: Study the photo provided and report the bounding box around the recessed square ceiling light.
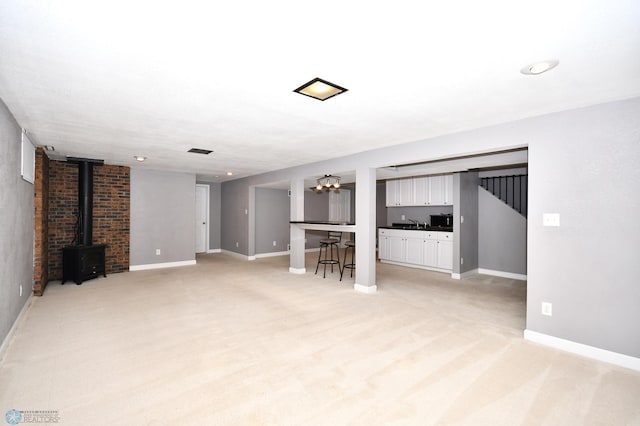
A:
[188,148,213,155]
[293,77,348,101]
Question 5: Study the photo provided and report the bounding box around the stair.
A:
[480,175,527,217]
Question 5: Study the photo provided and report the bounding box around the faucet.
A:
[408,218,419,228]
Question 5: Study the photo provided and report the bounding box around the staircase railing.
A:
[480,175,527,217]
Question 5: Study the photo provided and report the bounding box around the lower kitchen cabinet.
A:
[378,228,452,273]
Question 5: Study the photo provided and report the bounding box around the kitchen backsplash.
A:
[386,205,453,226]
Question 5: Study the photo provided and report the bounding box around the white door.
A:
[329,189,351,222]
[195,184,209,253]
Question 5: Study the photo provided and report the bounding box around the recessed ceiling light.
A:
[293,77,348,101]
[226,172,233,176]
[133,155,146,162]
[188,148,213,155]
[521,60,559,75]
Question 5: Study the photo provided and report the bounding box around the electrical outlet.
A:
[155,249,161,255]
[236,242,239,248]
[541,302,553,316]
[461,215,464,223]
[460,257,464,265]
[244,209,248,215]
[272,241,277,247]
[19,284,23,297]
[543,213,560,227]
[401,215,406,220]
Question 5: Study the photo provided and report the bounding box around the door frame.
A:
[195,184,210,254]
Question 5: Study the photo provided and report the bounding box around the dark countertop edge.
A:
[378,226,453,232]
[290,221,355,225]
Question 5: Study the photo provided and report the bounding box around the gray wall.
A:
[196,181,221,250]
[130,169,196,266]
[221,180,250,254]
[526,98,640,357]
[453,172,479,274]
[255,188,290,254]
[478,185,527,275]
[218,97,640,359]
[304,190,330,249]
[0,99,33,347]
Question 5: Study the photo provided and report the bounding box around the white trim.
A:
[129,260,196,271]
[206,249,222,254]
[254,250,290,259]
[195,184,210,254]
[289,267,306,274]
[0,294,33,362]
[451,268,479,280]
[354,283,377,294]
[478,268,527,281]
[379,259,451,274]
[248,255,256,261]
[524,330,640,372]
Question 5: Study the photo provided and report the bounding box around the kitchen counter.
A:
[290,221,356,232]
[379,225,453,232]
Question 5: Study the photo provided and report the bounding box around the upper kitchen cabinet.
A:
[427,174,454,205]
[386,179,414,206]
[398,174,454,206]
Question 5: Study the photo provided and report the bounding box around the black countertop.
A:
[379,225,453,232]
[290,221,355,225]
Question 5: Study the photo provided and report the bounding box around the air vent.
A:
[188,148,213,155]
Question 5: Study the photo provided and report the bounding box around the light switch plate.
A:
[543,213,560,227]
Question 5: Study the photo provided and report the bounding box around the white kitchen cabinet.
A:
[388,234,406,262]
[378,234,390,260]
[443,174,454,205]
[436,232,453,269]
[423,239,438,267]
[386,178,414,206]
[429,175,445,205]
[378,228,452,272]
[394,174,454,206]
[405,236,424,265]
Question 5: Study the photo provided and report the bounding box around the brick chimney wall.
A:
[33,148,49,296]
[47,160,130,281]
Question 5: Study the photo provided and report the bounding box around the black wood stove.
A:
[62,158,107,285]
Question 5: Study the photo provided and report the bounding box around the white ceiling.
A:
[1,0,639,183]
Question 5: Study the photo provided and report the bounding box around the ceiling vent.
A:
[188,148,213,155]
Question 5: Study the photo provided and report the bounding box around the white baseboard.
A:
[524,329,640,372]
[206,249,221,254]
[478,268,527,281]
[354,283,377,294]
[0,294,33,363]
[289,267,306,274]
[220,249,252,260]
[451,268,479,280]
[254,250,290,259]
[379,259,451,274]
[129,260,196,271]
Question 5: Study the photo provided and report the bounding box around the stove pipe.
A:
[77,161,94,246]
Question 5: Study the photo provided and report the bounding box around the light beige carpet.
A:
[1,253,639,425]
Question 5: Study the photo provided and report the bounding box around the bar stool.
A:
[315,231,342,278]
[340,240,355,281]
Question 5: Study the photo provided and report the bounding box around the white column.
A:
[289,179,306,273]
[354,167,377,293]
